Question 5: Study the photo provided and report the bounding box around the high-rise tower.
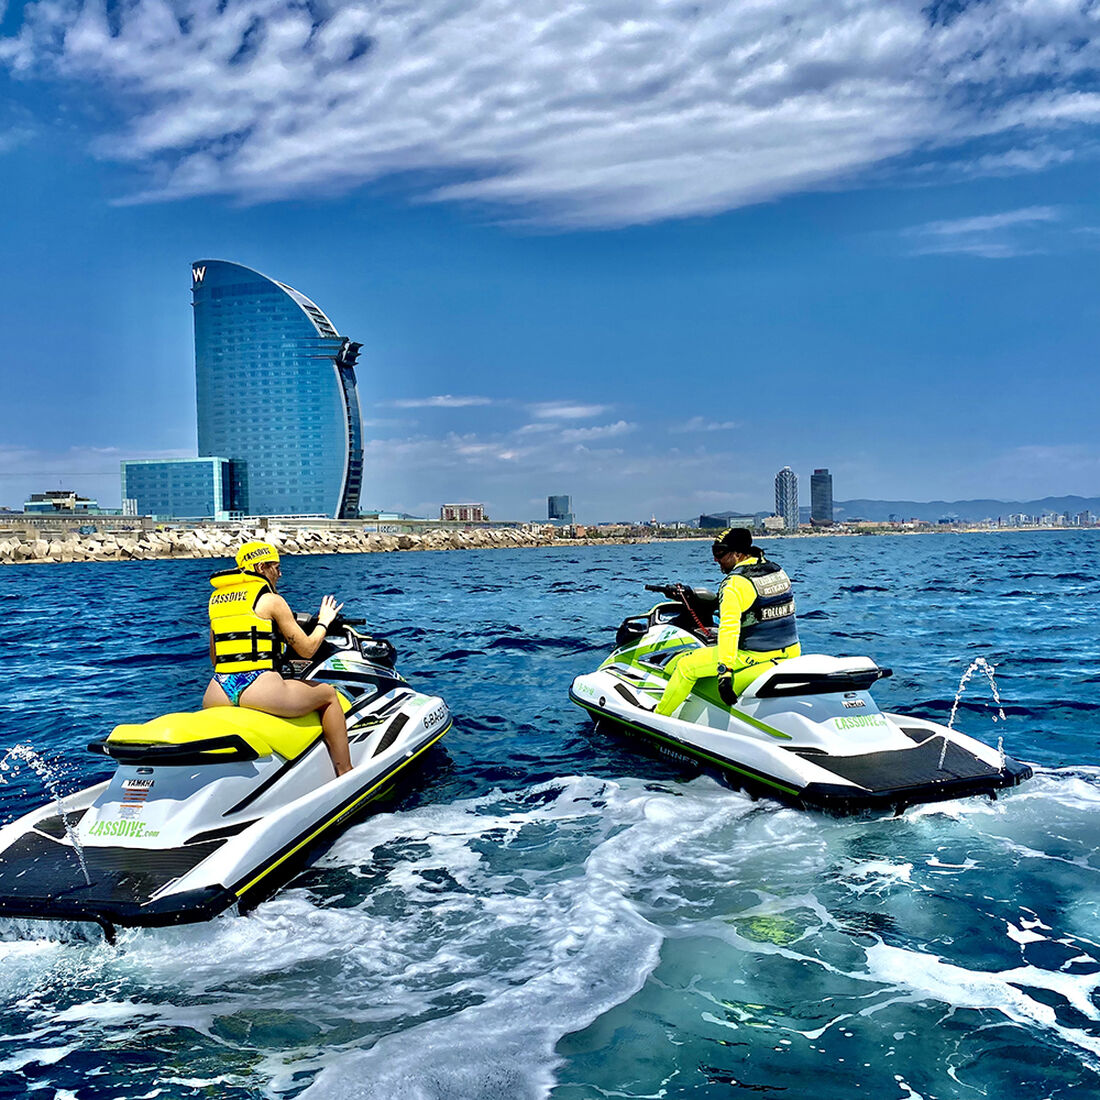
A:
[811,468,833,525]
[192,260,364,518]
[774,466,799,530]
[548,495,574,524]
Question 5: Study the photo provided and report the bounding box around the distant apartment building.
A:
[121,458,236,521]
[699,512,757,530]
[774,466,799,530]
[192,260,364,518]
[440,503,487,522]
[24,491,99,514]
[810,468,834,525]
[548,494,575,525]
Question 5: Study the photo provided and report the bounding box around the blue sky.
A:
[1,0,1099,522]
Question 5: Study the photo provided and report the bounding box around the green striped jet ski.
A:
[570,584,1031,813]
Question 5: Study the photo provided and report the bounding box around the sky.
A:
[1,0,1098,523]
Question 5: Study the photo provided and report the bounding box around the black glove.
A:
[717,671,737,706]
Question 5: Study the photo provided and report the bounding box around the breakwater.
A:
[0,523,596,564]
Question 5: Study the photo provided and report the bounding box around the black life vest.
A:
[724,557,799,652]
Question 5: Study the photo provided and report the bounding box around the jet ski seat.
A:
[91,693,352,764]
[736,656,889,701]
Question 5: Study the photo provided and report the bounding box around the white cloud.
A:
[560,420,636,442]
[4,1,1099,225]
[670,417,741,433]
[528,402,609,420]
[387,394,494,408]
[903,205,1065,257]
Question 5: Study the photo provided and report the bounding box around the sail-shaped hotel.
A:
[122,261,364,520]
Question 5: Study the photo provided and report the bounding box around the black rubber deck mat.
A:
[0,831,221,908]
[797,736,997,792]
[34,809,89,840]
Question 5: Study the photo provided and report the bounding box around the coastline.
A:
[0,523,653,566]
[0,520,1088,566]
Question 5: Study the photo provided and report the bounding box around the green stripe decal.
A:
[571,696,800,797]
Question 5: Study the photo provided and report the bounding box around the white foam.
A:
[290,776,759,1099]
[864,941,1100,1063]
[0,1044,75,1074]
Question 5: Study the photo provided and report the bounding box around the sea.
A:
[0,530,1097,1100]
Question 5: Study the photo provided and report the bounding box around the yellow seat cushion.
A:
[108,692,351,761]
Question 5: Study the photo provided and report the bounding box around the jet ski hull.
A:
[0,625,451,941]
[571,601,1032,814]
[572,685,1030,813]
[0,728,446,939]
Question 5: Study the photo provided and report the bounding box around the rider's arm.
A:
[261,593,337,660]
[716,576,755,667]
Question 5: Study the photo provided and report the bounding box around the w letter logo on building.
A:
[192,265,206,284]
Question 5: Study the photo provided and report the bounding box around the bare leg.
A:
[239,675,352,777]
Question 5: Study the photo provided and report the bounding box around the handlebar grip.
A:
[342,617,367,626]
[644,584,664,592]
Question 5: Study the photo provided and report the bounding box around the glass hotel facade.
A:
[121,458,235,520]
[192,260,364,518]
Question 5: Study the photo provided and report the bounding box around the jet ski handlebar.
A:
[645,583,689,598]
[294,612,366,632]
[645,583,711,603]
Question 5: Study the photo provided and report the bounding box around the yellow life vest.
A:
[208,569,280,673]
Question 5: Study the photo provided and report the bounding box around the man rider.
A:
[654,527,801,716]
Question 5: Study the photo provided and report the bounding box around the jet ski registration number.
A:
[424,704,448,730]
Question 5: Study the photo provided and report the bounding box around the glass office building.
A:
[192,260,364,518]
[774,466,799,530]
[121,458,235,520]
[811,468,834,525]
[548,494,575,525]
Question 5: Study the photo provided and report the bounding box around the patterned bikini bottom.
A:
[214,669,267,706]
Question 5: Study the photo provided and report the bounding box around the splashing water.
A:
[940,657,1009,769]
[0,744,91,886]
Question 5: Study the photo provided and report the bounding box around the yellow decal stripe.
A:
[235,723,451,899]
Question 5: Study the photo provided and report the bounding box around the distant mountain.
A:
[828,495,1100,523]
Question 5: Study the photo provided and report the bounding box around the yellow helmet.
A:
[235,541,280,571]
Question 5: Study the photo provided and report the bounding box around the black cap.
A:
[712,527,753,555]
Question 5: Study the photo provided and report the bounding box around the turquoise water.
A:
[0,531,1097,1098]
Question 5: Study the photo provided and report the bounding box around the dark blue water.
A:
[1,532,1098,1099]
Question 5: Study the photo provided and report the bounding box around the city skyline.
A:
[2,3,1099,522]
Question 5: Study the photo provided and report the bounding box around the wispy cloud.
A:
[904,205,1064,258]
[3,1,1099,225]
[670,417,741,433]
[388,395,494,409]
[528,402,608,420]
[560,420,636,443]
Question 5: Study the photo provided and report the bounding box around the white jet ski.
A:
[0,616,451,941]
[570,583,1031,813]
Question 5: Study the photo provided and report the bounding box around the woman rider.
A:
[202,541,352,777]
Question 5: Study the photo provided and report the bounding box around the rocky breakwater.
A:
[0,524,567,566]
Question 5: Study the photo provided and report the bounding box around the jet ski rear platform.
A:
[0,622,451,941]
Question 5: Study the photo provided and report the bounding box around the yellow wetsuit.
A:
[654,555,801,716]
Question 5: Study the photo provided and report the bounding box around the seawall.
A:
[0,524,656,565]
